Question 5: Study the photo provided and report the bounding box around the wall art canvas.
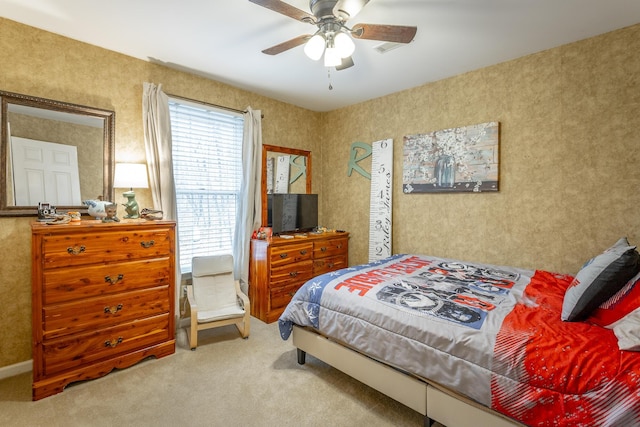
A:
[403,122,499,193]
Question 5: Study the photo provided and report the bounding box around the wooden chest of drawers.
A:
[31,220,176,400]
[249,232,349,323]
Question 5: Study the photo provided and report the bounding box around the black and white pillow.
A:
[561,238,640,322]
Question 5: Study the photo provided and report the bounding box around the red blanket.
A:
[492,270,640,426]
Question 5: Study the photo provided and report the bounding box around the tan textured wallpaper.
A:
[0,17,638,370]
[321,24,640,274]
[0,18,320,368]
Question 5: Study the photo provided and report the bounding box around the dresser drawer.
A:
[313,237,348,259]
[43,287,170,339]
[313,255,348,276]
[41,228,172,269]
[270,282,304,312]
[269,243,313,268]
[269,260,313,287]
[42,314,171,377]
[42,258,172,305]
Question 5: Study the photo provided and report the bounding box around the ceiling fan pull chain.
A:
[328,68,333,91]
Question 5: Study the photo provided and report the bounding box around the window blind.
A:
[168,99,244,273]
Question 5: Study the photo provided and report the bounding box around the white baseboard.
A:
[0,360,32,380]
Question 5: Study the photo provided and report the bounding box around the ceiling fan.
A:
[249,0,417,70]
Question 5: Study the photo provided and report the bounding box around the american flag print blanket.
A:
[279,254,640,426]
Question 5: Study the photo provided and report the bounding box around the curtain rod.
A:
[167,93,263,117]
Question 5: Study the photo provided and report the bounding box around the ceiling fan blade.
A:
[352,23,417,43]
[249,0,316,23]
[262,35,312,55]
[333,0,370,20]
[335,56,355,71]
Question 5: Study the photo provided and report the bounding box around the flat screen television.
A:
[267,193,318,235]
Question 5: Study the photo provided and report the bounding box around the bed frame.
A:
[292,325,524,427]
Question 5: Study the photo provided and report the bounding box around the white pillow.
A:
[612,307,640,351]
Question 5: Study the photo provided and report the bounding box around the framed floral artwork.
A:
[403,122,499,193]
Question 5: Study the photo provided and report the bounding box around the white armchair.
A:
[185,254,250,350]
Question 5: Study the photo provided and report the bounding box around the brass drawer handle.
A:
[288,291,296,297]
[140,240,155,248]
[104,304,123,315]
[280,253,288,259]
[327,263,334,268]
[320,247,327,252]
[289,271,298,277]
[104,274,124,285]
[299,250,307,255]
[67,245,86,255]
[336,244,342,249]
[104,337,123,348]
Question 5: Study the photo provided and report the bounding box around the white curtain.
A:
[142,82,177,220]
[142,82,182,313]
[234,107,263,294]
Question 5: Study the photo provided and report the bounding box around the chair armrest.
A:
[185,285,197,316]
[234,280,250,311]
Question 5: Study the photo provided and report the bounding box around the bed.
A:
[278,244,640,427]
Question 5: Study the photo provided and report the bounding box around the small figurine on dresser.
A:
[84,197,112,220]
[37,202,57,222]
[140,208,163,220]
[122,192,140,219]
[102,203,120,223]
[67,211,81,222]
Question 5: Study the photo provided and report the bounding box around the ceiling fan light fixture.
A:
[334,31,355,58]
[304,34,325,61]
[324,46,341,67]
[252,0,416,71]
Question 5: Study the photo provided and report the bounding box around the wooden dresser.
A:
[249,232,349,323]
[31,220,176,400]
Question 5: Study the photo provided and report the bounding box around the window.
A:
[169,98,244,273]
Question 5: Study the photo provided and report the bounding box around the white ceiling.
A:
[2,0,640,112]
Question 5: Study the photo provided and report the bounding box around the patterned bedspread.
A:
[278,254,640,426]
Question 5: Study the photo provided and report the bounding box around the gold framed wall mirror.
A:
[261,144,312,226]
[0,90,115,216]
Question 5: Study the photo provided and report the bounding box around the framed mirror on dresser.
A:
[0,90,115,216]
[261,144,312,226]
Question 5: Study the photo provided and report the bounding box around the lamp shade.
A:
[304,34,326,61]
[335,32,355,58]
[114,163,149,189]
[324,46,341,67]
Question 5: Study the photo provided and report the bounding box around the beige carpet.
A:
[0,317,439,427]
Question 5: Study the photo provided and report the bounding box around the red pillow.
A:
[588,272,640,327]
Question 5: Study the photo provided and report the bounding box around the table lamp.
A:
[113,163,149,219]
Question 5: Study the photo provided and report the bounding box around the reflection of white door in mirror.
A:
[11,136,81,206]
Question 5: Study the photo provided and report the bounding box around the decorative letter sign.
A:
[347,141,372,179]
